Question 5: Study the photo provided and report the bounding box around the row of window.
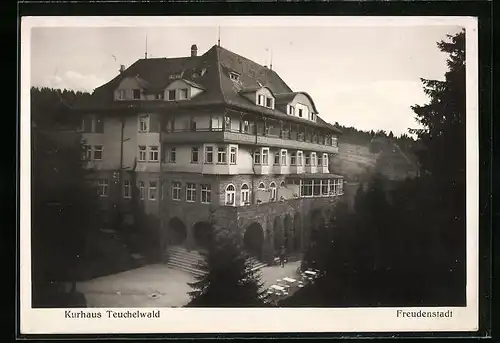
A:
[97,178,285,204]
[225,181,286,205]
[299,179,343,197]
[96,178,343,204]
[97,179,213,204]
[257,94,275,109]
[135,115,337,149]
[162,146,238,165]
[118,88,189,101]
[286,105,314,121]
[138,146,159,162]
[254,149,328,167]
[99,179,162,201]
[137,145,328,167]
[83,145,103,161]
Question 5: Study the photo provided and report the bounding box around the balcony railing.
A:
[162,128,338,153]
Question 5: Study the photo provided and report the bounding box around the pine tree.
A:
[187,219,266,307]
[409,29,466,302]
[411,30,465,185]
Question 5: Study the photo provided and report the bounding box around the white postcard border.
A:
[20,16,479,335]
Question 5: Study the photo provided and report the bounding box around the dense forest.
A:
[334,123,418,156]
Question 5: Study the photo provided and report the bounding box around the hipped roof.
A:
[76,45,341,134]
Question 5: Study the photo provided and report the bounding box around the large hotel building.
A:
[74,44,344,266]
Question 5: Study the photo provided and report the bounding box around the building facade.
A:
[75,44,344,262]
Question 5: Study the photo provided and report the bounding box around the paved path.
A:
[78,261,303,308]
[77,265,194,308]
[260,261,302,289]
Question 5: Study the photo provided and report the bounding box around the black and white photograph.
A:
[20,16,479,334]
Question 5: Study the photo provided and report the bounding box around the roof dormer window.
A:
[179,88,188,100]
[265,97,273,108]
[288,105,295,115]
[167,90,176,101]
[257,94,264,106]
[229,71,240,82]
[132,89,141,100]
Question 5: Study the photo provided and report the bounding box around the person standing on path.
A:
[279,246,286,268]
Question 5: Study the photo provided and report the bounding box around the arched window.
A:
[269,182,277,201]
[241,183,250,205]
[258,182,266,190]
[225,184,235,206]
[280,181,286,188]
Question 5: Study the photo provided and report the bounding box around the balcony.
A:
[319,165,329,173]
[161,130,338,153]
[254,164,271,175]
[305,165,318,174]
[290,165,305,174]
[255,134,338,154]
[273,165,289,175]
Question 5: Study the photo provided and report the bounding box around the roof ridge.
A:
[268,69,293,93]
[217,45,267,69]
[214,46,227,103]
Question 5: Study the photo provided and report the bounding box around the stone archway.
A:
[192,221,214,249]
[168,217,187,246]
[244,222,264,259]
[310,209,325,244]
[293,212,302,252]
[273,216,283,252]
[283,214,294,252]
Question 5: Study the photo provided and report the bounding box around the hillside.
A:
[329,143,378,183]
[330,140,418,183]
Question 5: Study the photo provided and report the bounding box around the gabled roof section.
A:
[181,79,205,90]
[216,46,292,107]
[238,86,275,96]
[77,46,224,109]
[275,92,319,114]
[134,75,153,90]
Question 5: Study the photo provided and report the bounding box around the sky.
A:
[29,20,463,136]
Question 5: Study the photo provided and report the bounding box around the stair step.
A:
[167,262,205,277]
[165,246,269,276]
[166,257,202,268]
[165,246,205,276]
[167,256,202,264]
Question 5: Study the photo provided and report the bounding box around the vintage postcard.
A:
[20,15,479,334]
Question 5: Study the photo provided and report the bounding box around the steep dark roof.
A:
[317,116,342,134]
[76,45,339,133]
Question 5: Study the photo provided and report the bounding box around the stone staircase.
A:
[165,246,269,277]
[165,246,205,277]
[247,256,268,272]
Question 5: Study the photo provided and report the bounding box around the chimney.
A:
[119,65,126,73]
[191,44,198,57]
